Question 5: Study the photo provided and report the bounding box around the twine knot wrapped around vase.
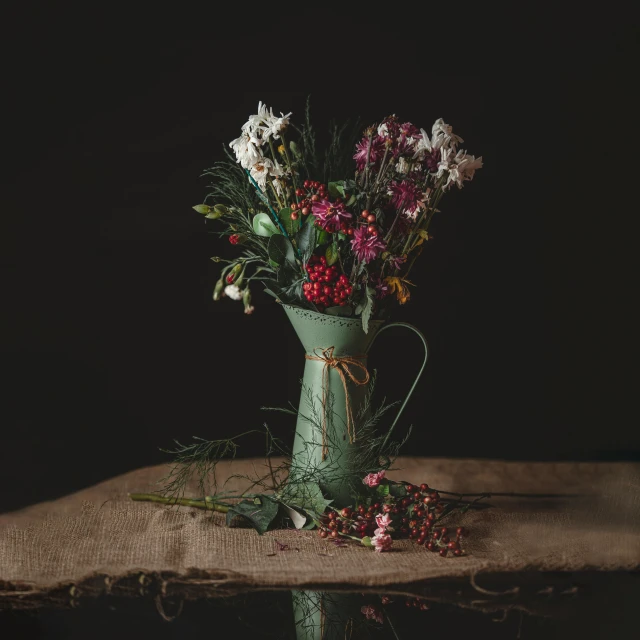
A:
[304,346,370,460]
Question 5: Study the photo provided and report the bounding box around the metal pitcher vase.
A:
[283,304,428,507]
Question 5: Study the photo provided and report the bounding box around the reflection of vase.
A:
[283,304,428,508]
[292,591,367,640]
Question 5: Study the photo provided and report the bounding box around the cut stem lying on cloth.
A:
[129,493,230,513]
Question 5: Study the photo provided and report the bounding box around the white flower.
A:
[403,202,421,220]
[249,158,276,189]
[224,284,243,300]
[439,149,483,190]
[242,101,271,133]
[260,109,292,141]
[229,131,263,169]
[431,118,464,147]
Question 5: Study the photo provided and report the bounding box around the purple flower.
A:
[363,470,386,487]
[311,198,352,232]
[424,147,441,172]
[371,531,393,553]
[351,227,387,263]
[388,180,421,213]
[353,136,385,171]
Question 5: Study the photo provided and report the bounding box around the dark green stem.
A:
[129,493,230,513]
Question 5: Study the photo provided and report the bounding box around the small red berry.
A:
[454,549,463,557]
[367,214,376,223]
[301,207,310,216]
[295,188,305,197]
[319,529,327,538]
[447,540,459,550]
[405,484,415,493]
[456,527,466,537]
[341,508,352,518]
[311,194,319,202]
[420,483,429,492]
[361,210,370,219]
[426,541,436,552]
[439,548,448,557]
[291,211,299,221]
[368,225,377,235]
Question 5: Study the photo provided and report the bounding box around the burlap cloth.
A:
[1,458,639,604]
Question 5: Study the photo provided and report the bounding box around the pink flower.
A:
[311,198,352,232]
[353,136,385,171]
[371,531,393,553]
[375,513,392,531]
[361,605,384,624]
[351,227,386,263]
[388,179,422,213]
[362,470,386,487]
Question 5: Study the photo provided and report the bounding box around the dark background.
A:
[1,17,636,514]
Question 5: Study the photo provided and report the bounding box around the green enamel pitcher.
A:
[283,304,428,507]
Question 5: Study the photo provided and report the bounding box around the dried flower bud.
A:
[213,278,224,301]
[225,263,243,284]
[210,256,222,262]
[243,288,255,315]
[277,144,285,155]
[193,204,211,214]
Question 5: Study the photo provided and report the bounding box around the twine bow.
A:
[304,346,370,460]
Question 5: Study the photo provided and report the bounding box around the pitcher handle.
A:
[366,322,428,449]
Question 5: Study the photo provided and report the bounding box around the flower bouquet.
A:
[130,101,485,555]
[196,100,482,331]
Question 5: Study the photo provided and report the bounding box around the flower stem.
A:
[129,493,230,513]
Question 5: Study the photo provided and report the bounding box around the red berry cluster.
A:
[317,480,469,557]
[303,255,352,309]
[317,505,380,540]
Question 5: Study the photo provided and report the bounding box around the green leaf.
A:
[268,234,295,266]
[278,207,301,236]
[328,181,345,198]
[325,305,353,317]
[226,497,279,535]
[283,505,307,529]
[389,483,408,498]
[346,194,357,206]
[361,286,375,334]
[317,229,331,246]
[253,212,280,237]
[295,219,317,261]
[376,483,390,498]
[325,241,339,266]
[281,481,332,515]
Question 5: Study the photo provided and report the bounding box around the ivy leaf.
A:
[361,286,375,334]
[253,212,280,237]
[328,181,345,198]
[226,497,280,535]
[268,234,295,267]
[325,241,339,266]
[283,505,307,529]
[281,481,332,514]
